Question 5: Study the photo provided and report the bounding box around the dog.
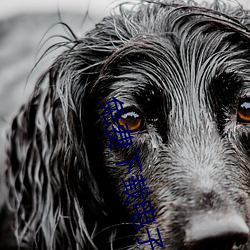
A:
[1,0,250,249]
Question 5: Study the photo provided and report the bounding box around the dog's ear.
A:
[3,18,124,248]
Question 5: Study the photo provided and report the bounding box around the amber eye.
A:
[237,99,250,123]
[118,111,144,132]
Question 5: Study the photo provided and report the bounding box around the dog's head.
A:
[3,1,250,250]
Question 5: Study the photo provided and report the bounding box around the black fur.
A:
[2,0,250,249]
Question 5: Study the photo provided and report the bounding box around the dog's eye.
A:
[237,99,250,123]
[118,111,144,132]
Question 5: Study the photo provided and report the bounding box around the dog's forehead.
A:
[104,36,248,102]
[92,2,250,128]
[101,5,250,102]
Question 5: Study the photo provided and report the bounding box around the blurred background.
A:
[0,0,119,172]
[0,0,250,174]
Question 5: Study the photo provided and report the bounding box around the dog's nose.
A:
[185,213,249,250]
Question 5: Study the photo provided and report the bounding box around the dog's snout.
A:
[185,213,249,250]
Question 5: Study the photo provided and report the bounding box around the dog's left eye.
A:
[237,99,250,123]
[118,111,144,132]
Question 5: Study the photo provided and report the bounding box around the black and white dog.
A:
[2,0,250,249]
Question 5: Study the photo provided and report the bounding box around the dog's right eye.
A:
[118,111,144,132]
[237,98,250,123]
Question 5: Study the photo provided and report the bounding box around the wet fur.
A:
[2,0,250,249]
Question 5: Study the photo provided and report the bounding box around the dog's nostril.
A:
[235,236,249,248]
[187,234,248,250]
[185,213,249,250]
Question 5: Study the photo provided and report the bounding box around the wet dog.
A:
[2,0,250,249]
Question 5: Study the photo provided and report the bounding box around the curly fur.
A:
[2,0,250,249]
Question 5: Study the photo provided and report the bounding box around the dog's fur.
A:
[2,0,250,249]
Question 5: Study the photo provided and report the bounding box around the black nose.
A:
[185,213,249,250]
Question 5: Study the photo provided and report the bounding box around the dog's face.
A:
[89,3,250,250]
[3,1,250,250]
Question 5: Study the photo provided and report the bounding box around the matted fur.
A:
[2,0,250,249]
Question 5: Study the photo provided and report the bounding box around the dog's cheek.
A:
[236,128,250,158]
[133,156,188,249]
[99,130,160,205]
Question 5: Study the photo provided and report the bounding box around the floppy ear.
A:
[2,18,126,249]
